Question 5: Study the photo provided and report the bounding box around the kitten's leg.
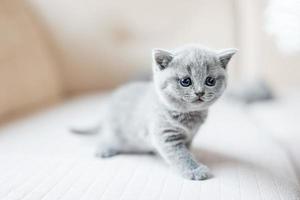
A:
[95,128,155,157]
[95,131,122,158]
[153,132,211,180]
[95,134,153,157]
[96,142,155,157]
[95,143,120,158]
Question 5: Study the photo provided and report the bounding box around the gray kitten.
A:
[73,45,237,180]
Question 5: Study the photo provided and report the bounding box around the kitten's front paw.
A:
[95,148,118,158]
[182,165,212,180]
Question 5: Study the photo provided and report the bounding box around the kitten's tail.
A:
[69,125,101,135]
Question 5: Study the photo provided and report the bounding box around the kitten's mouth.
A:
[193,98,204,103]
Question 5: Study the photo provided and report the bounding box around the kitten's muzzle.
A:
[192,96,204,103]
[194,92,205,97]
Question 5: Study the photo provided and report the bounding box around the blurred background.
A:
[1,0,300,145]
[2,0,300,118]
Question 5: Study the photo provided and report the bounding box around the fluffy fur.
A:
[74,45,237,180]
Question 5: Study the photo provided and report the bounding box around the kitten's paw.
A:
[182,165,212,180]
[95,148,118,158]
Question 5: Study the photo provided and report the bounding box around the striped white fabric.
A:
[0,94,299,200]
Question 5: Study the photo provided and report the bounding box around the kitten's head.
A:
[152,45,237,111]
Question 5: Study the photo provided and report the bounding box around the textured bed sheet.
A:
[0,94,299,200]
[248,94,300,183]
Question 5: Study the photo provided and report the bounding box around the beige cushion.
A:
[0,0,62,121]
[27,0,237,94]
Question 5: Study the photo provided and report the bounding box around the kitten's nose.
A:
[195,91,205,97]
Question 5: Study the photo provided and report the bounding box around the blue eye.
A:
[180,77,192,87]
[205,76,216,86]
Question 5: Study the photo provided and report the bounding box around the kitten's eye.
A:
[205,77,216,86]
[179,77,192,87]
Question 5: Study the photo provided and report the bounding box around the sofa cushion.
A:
[0,0,62,122]
[0,94,299,200]
[27,0,237,94]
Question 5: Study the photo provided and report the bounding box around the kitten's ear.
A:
[217,48,238,69]
[152,49,174,70]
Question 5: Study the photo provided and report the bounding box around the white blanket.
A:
[0,94,299,200]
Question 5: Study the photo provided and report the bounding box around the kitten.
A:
[73,45,237,180]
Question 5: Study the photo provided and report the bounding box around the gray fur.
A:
[76,45,237,180]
